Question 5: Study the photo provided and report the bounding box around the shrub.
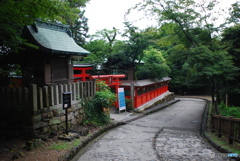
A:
[83,80,116,125]
[219,102,240,118]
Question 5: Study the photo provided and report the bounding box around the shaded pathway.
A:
[72,98,232,161]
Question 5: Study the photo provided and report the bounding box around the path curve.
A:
[73,98,232,161]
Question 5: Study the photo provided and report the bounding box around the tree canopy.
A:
[0,0,90,55]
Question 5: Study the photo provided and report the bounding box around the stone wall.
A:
[0,81,95,138]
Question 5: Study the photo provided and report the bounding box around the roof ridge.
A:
[32,20,72,37]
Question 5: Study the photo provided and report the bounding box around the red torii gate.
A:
[73,64,126,108]
[91,75,126,108]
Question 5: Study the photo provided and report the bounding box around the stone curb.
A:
[59,98,179,161]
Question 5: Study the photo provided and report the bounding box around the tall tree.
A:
[59,0,90,45]
[0,0,90,55]
[222,24,240,106]
[120,22,151,80]
[129,0,239,112]
[137,47,170,79]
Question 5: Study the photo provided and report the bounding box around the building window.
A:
[138,89,142,96]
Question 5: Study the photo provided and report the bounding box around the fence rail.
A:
[0,81,96,114]
[211,114,240,144]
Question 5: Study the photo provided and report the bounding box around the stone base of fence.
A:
[0,81,95,138]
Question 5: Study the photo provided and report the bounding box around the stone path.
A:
[155,128,230,161]
[73,98,234,161]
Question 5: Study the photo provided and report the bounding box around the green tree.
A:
[0,0,89,55]
[227,2,240,25]
[82,39,111,74]
[221,25,240,106]
[119,22,152,79]
[83,28,120,74]
[130,0,239,112]
[137,48,170,79]
[59,0,90,45]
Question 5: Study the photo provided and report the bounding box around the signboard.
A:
[118,88,126,112]
[62,92,71,110]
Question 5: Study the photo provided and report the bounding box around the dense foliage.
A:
[83,0,240,113]
[219,102,240,118]
[83,80,116,125]
[1,0,240,114]
[0,0,89,56]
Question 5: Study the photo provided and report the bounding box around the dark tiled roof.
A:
[120,77,171,87]
[25,21,90,55]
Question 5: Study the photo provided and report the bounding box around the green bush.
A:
[219,102,240,118]
[83,80,116,125]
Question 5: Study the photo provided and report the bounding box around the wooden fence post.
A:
[12,88,17,108]
[72,83,76,101]
[23,87,29,109]
[228,116,234,144]
[93,79,96,96]
[79,82,83,99]
[211,114,215,133]
[218,115,222,138]
[29,84,37,113]
[67,83,73,100]
[76,82,79,100]
[7,88,11,108]
[87,81,90,98]
[131,82,135,108]
[38,87,43,110]
[82,82,86,98]
[43,86,49,108]
[49,86,54,106]
[17,88,22,108]
[58,85,63,104]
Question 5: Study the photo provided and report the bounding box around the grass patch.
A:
[49,139,81,151]
[205,132,240,154]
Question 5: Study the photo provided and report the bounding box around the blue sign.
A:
[118,88,126,112]
[228,153,239,157]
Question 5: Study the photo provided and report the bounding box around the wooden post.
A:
[82,81,86,98]
[90,81,93,97]
[93,79,96,96]
[49,86,54,106]
[12,88,17,108]
[23,87,29,109]
[17,88,22,108]
[43,86,49,108]
[72,83,76,101]
[131,82,135,108]
[87,81,90,98]
[79,82,83,99]
[29,84,38,113]
[218,115,222,138]
[67,83,72,99]
[76,82,79,100]
[63,84,68,93]
[228,116,234,144]
[38,87,43,110]
[211,114,214,133]
[58,84,63,104]
[7,88,11,108]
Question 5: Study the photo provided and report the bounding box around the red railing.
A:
[135,85,168,108]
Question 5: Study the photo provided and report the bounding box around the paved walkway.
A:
[72,97,233,161]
